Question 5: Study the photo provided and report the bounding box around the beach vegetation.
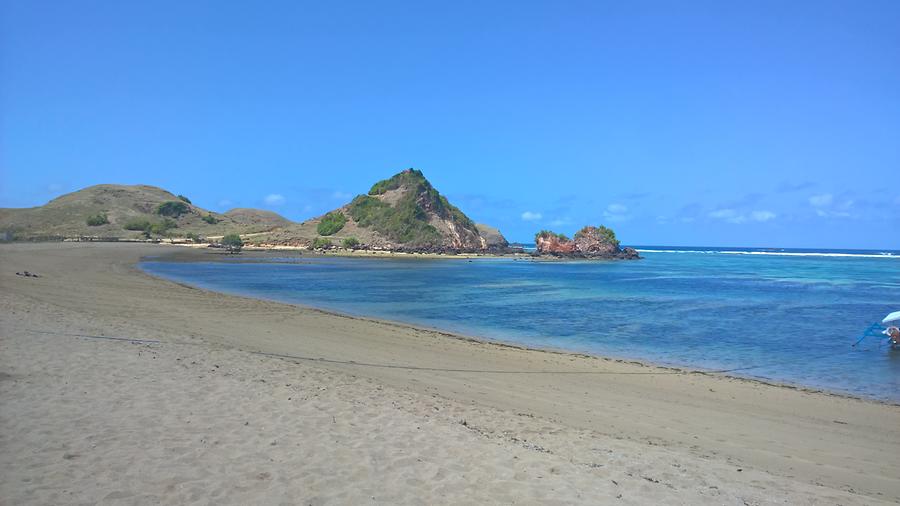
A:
[185,232,202,243]
[123,217,177,237]
[311,236,332,249]
[149,219,177,236]
[221,233,243,253]
[341,237,360,249]
[85,213,109,226]
[124,218,153,231]
[201,213,220,224]
[316,211,347,236]
[177,194,191,204]
[156,200,190,218]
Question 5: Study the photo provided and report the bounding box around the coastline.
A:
[144,246,897,405]
[3,242,899,504]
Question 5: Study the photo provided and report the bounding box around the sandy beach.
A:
[1,242,898,505]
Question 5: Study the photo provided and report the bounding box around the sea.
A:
[141,245,900,402]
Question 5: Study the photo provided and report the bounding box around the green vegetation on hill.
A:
[85,213,109,226]
[349,194,441,245]
[156,201,190,218]
[124,218,177,236]
[368,168,425,195]
[177,194,191,204]
[535,230,569,242]
[575,225,619,248]
[348,169,478,247]
[123,218,152,231]
[0,184,295,241]
[341,237,360,249]
[316,211,347,236]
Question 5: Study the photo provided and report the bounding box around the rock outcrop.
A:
[535,226,639,259]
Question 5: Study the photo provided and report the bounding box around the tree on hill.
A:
[221,233,243,253]
[317,211,347,236]
[86,213,109,226]
[156,201,190,218]
[341,237,360,249]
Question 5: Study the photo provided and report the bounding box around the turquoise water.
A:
[142,250,900,401]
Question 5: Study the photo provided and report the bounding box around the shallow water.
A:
[142,250,900,401]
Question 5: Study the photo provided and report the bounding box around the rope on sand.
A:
[21,328,685,375]
[19,328,856,377]
[23,328,162,345]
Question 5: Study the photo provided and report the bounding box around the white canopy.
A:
[883,311,900,325]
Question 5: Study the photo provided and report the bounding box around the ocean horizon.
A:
[142,246,900,402]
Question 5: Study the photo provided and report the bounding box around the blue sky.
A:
[2,1,898,248]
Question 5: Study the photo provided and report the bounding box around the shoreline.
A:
[3,242,899,503]
[143,246,897,406]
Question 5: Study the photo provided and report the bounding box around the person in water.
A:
[887,326,900,346]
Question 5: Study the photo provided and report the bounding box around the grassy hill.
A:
[253,169,508,251]
[0,184,292,241]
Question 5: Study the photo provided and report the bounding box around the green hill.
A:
[0,184,291,241]
[256,169,508,251]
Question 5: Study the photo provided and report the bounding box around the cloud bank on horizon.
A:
[1,1,897,249]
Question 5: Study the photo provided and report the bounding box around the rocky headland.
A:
[535,226,639,259]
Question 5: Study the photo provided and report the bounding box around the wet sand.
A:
[1,242,898,504]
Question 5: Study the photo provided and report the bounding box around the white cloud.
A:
[710,208,776,224]
[521,211,542,221]
[264,194,286,206]
[750,210,776,222]
[218,199,234,208]
[549,218,571,227]
[603,203,631,222]
[709,208,738,220]
[332,191,351,200]
[809,193,833,207]
[810,193,856,218]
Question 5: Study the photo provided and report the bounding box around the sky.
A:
[1,1,898,249]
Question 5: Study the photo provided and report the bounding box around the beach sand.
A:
[1,242,898,504]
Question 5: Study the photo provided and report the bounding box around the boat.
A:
[853,311,900,348]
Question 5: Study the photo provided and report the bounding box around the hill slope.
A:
[0,184,291,240]
[256,169,508,251]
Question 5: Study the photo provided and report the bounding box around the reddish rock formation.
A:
[535,233,577,255]
[535,226,639,260]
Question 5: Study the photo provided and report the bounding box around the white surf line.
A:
[636,249,898,258]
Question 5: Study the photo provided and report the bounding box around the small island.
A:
[535,225,640,260]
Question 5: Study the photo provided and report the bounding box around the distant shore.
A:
[2,242,899,504]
